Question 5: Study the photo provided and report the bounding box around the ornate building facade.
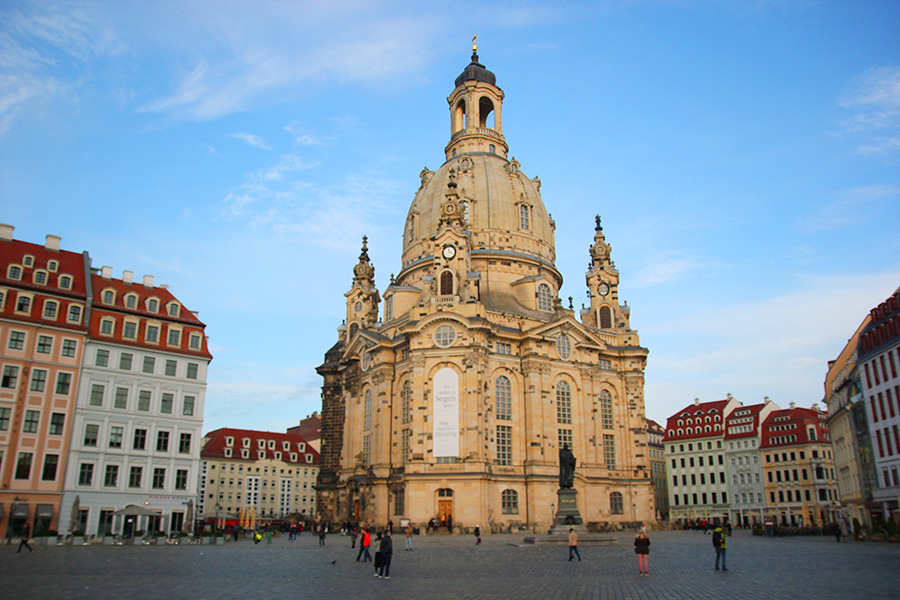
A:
[317,50,652,532]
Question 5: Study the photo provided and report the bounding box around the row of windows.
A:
[764,449,831,462]
[12,452,60,481]
[78,463,188,491]
[0,407,66,435]
[82,423,192,454]
[7,332,79,358]
[0,293,82,322]
[221,447,314,463]
[669,424,723,437]
[1,365,73,394]
[210,478,312,490]
[88,384,196,415]
[222,436,306,452]
[97,316,201,349]
[769,488,832,503]
[765,467,833,483]
[6,263,72,288]
[206,463,314,477]
[875,423,900,459]
[668,440,723,453]
[673,492,728,506]
[670,454,726,469]
[672,471,726,487]
[870,385,899,424]
[95,349,201,379]
[99,288,181,317]
[864,347,899,388]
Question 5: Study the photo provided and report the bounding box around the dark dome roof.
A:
[454,52,497,88]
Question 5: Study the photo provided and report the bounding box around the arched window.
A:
[385,295,394,321]
[102,290,114,304]
[610,492,623,514]
[496,376,511,421]
[147,298,159,313]
[556,334,571,360]
[364,389,372,431]
[519,204,530,230]
[479,96,495,128]
[440,271,454,295]
[599,390,613,429]
[401,381,412,424]
[501,489,518,514]
[556,381,572,424]
[454,99,466,133]
[599,306,612,329]
[537,283,552,311]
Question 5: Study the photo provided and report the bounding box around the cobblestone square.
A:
[2,530,899,600]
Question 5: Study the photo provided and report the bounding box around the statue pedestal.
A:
[548,488,588,535]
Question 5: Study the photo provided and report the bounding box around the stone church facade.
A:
[317,49,653,532]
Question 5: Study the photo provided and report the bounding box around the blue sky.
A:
[2,0,898,433]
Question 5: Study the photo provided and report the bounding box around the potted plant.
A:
[71,530,86,545]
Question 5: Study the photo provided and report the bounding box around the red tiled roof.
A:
[201,428,320,464]
[759,407,829,449]
[663,399,732,442]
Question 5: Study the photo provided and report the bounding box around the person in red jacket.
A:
[356,527,372,562]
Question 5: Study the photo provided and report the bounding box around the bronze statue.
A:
[559,444,576,489]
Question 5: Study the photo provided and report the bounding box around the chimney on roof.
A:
[143,274,154,288]
[789,402,796,410]
[123,270,133,284]
[0,224,14,241]
[159,284,168,290]
[764,396,771,404]
[694,398,700,406]
[812,402,820,411]
[726,393,733,400]
[101,266,112,279]
[45,234,61,251]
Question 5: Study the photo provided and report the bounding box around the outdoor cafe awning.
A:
[112,504,160,517]
[11,503,28,518]
[36,504,54,518]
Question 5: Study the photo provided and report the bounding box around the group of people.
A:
[563,523,730,575]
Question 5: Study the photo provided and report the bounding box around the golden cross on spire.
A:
[472,34,477,52]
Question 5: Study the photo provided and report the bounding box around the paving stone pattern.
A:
[2,530,898,600]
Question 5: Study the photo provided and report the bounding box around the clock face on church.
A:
[597,283,610,296]
[442,245,457,260]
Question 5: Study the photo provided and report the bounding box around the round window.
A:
[556,333,571,359]
[433,324,457,348]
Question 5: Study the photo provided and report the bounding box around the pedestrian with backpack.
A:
[712,524,728,571]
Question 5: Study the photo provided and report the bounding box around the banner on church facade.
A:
[433,367,459,457]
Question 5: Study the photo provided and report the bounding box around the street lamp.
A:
[214,502,222,536]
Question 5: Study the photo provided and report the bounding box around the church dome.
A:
[401,154,555,268]
[454,51,497,88]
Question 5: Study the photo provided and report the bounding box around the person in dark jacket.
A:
[634,526,650,576]
[17,523,33,554]
[376,530,393,579]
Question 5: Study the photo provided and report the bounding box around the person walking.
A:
[356,527,371,562]
[318,523,326,546]
[568,528,581,561]
[351,526,358,549]
[377,530,393,579]
[712,524,728,571]
[404,524,413,551]
[474,525,482,545]
[16,523,33,554]
[634,525,650,576]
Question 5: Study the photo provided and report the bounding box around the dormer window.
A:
[274,451,282,460]
[147,298,159,313]
[33,270,48,285]
[189,333,202,350]
[298,442,306,452]
[290,453,298,462]
[58,275,72,289]
[224,448,232,457]
[258,439,265,449]
[241,449,249,458]
[125,294,137,309]
[7,265,22,280]
[225,436,234,446]
[267,440,275,450]
[23,255,34,267]
[242,437,250,448]
[47,260,58,272]
[167,302,180,317]
[306,454,313,463]
[282,441,290,451]
[102,289,115,304]
[258,451,266,459]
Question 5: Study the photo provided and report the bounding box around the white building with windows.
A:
[59,267,211,537]
[858,286,900,522]
[724,398,779,526]
[199,428,319,528]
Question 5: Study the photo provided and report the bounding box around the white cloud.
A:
[644,269,900,421]
[802,184,900,231]
[227,132,271,149]
[839,65,900,157]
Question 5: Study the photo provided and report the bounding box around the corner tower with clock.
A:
[317,44,652,533]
